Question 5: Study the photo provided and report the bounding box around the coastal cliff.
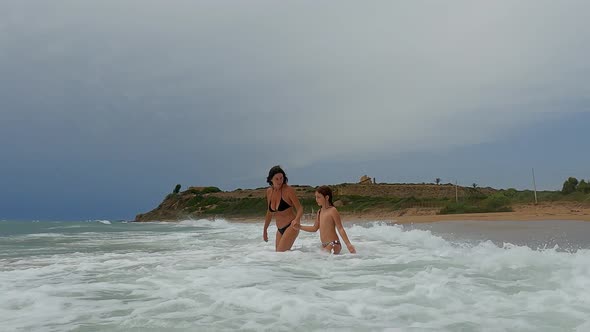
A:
[134,183,499,222]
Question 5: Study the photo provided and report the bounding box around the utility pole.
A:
[532,168,538,204]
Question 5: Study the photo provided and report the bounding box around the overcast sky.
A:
[1,1,589,220]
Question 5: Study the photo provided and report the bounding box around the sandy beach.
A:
[339,202,590,223]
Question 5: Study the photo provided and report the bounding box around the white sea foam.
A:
[1,220,590,331]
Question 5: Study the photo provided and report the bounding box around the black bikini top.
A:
[269,188,292,212]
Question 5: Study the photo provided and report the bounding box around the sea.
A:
[1,218,590,331]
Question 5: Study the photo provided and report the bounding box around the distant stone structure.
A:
[359,175,373,185]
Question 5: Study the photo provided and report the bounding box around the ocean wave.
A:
[1,221,589,330]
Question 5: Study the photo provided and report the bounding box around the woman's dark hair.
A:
[316,185,334,206]
[267,165,288,186]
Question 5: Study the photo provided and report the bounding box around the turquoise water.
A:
[1,219,590,331]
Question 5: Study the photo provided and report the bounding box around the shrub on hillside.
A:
[502,188,518,198]
[173,184,182,194]
[482,193,511,211]
[187,186,222,195]
[201,186,222,194]
[577,180,590,194]
[465,188,487,200]
[439,193,512,215]
[439,202,483,214]
[562,177,579,195]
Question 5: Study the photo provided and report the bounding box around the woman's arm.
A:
[286,186,304,228]
[263,188,273,242]
[333,209,356,253]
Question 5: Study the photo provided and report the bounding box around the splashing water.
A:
[1,219,589,331]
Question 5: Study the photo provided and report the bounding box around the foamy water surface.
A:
[1,219,590,331]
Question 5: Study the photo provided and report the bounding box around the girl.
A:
[296,186,356,254]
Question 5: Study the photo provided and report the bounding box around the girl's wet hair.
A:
[267,165,288,186]
[316,185,334,206]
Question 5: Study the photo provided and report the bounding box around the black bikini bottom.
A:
[277,222,292,235]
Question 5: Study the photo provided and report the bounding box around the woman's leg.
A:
[276,226,299,252]
[275,231,282,251]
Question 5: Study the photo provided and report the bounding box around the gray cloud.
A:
[2,1,590,189]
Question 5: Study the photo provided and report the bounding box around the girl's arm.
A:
[298,210,320,232]
[333,209,356,253]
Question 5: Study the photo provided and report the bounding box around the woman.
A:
[263,165,303,251]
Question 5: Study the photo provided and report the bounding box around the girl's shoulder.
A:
[324,206,339,215]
